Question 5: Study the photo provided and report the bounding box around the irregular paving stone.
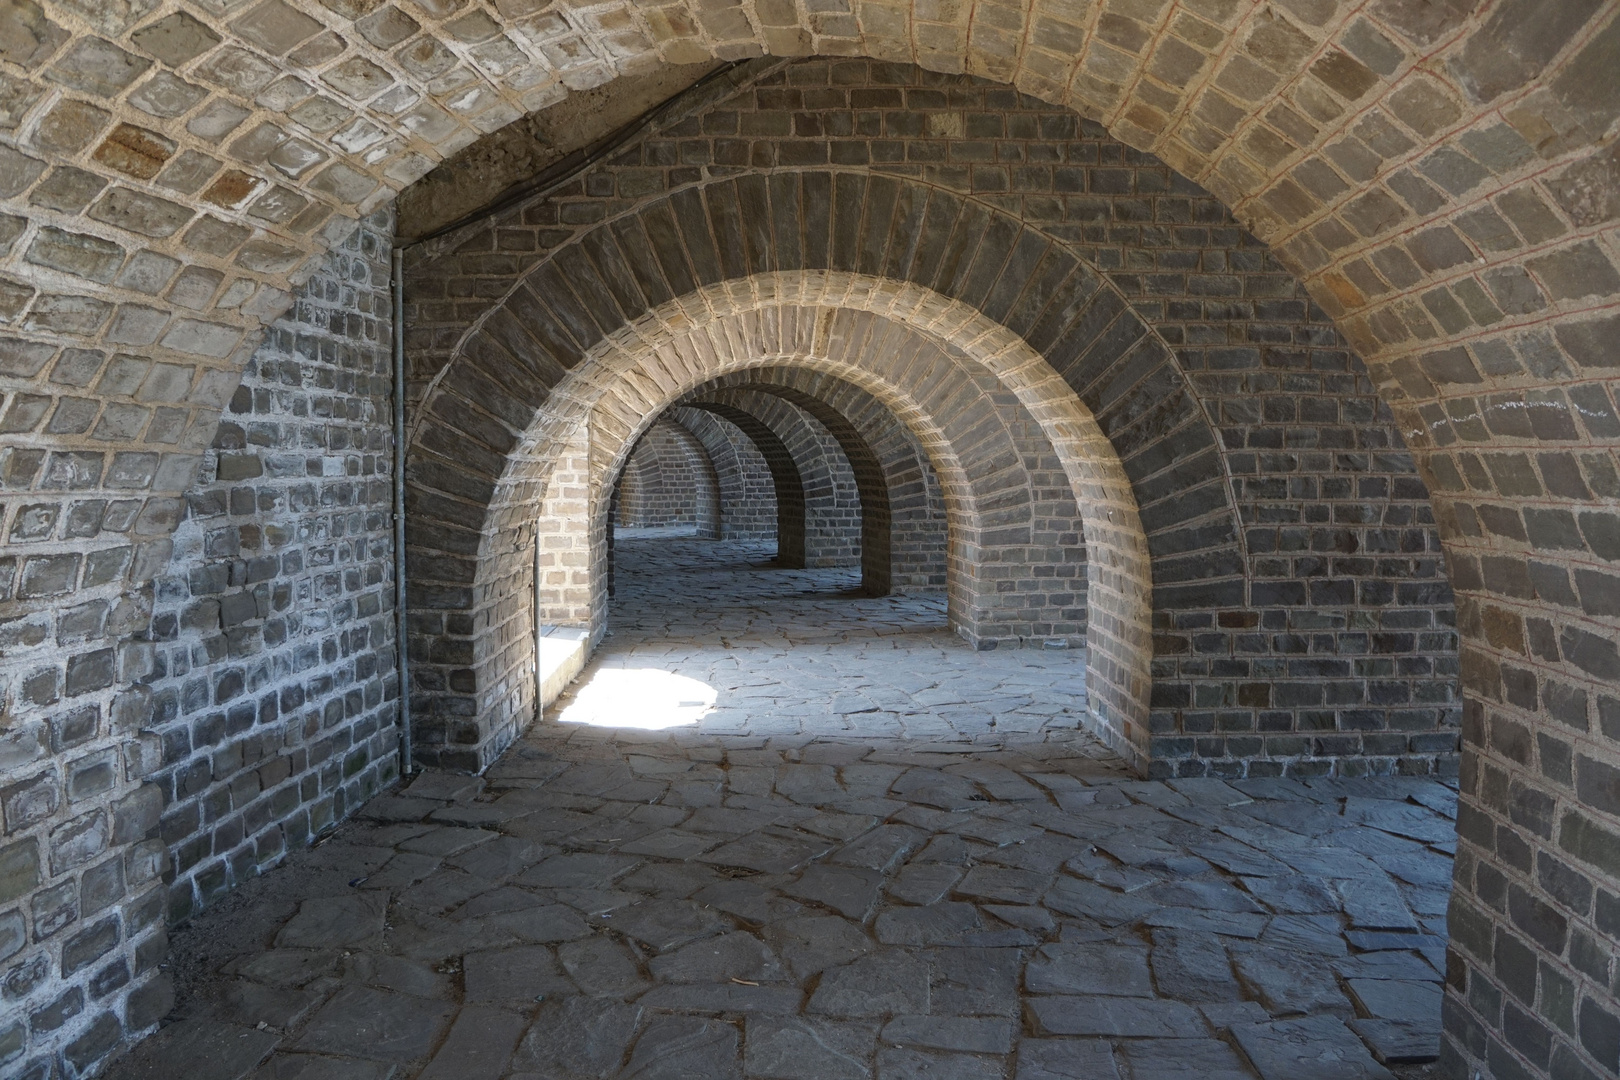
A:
[416,1005,527,1080]
[1026,943,1154,997]
[599,898,726,951]
[511,996,642,1076]
[1333,951,1440,982]
[835,825,931,871]
[1335,878,1418,931]
[1148,928,1243,1002]
[1232,947,1351,1016]
[342,954,453,999]
[1348,1018,1441,1064]
[403,771,485,802]
[1140,877,1263,913]
[1345,978,1442,1019]
[927,947,1023,1016]
[294,986,454,1062]
[518,853,640,889]
[1025,996,1202,1038]
[639,981,804,1012]
[1258,915,1350,957]
[744,1016,875,1080]
[1241,875,1339,913]
[808,950,931,1017]
[876,1046,1003,1079]
[621,1016,742,1079]
[1141,907,1267,939]
[953,864,1054,903]
[1116,1038,1255,1079]
[882,1015,1015,1053]
[648,930,788,983]
[1199,1001,1271,1030]
[766,915,875,978]
[400,826,498,857]
[115,1019,279,1080]
[874,901,981,944]
[700,832,835,874]
[1044,878,1162,926]
[232,950,339,988]
[886,863,963,904]
[1231,1016,1396,1079]
[462,944,574,1002]
[207,980,321,1030]
[250,1055,396,1079]
[462,903,591,943]
[619,828,722,858]
[275,894,387,949]
[360,797,442,823]
[1014,1038,1122,1079]
[558,935,650,996]
[785,864,885,919]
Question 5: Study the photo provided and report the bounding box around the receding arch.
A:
[685,379,952,590]
[675,402,808,565]
[409,271,1152,772]
[609,414,722,536]
[666,406,787,546]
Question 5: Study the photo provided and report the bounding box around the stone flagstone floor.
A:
[108,537,1455,1079]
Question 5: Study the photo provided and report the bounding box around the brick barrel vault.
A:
[0,0,1614,1072]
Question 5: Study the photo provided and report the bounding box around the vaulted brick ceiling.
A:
[2,2,1619,1079]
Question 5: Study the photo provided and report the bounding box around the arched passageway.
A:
[1,0,1614,1068]
[442,273,1144,774]
[609,414,722,536]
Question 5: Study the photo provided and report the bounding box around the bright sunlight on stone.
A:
[554,668,718,729]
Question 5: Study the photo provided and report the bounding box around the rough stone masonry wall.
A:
[0,210,399,1079]
[405,60,1459,781]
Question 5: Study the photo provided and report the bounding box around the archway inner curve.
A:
[469,270,1153,770]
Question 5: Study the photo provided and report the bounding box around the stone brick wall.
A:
[707,389,864,570]
[0,210,398,1078]
[611,414,719,533]
[141,210,400,928]
[404,60,1456,782]
[666,407,779,542]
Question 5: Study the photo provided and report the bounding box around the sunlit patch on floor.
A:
[553,667,718,729]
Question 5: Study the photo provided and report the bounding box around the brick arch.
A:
[410,270,1151,770]
[2,3,1616,1069]
[409,167,1243,743]
[664,405,784,544]
[435,169,1244,626]
[688,375,899,597]
[674,401,808,563]
[608,413,721,535]
[684,392,857,572]
[686,381,951,590]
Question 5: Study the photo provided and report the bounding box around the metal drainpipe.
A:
[392,247,412,777]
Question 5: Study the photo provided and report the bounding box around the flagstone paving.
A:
[109,537,1453,1079]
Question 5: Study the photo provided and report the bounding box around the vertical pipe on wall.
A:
[392,247,412,776]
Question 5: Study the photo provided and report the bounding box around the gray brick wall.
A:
[612,415,720,532]
[665,407,780,543]
[141,208,401,927]
[404,60,1458,782]
[0,208,401,1077]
